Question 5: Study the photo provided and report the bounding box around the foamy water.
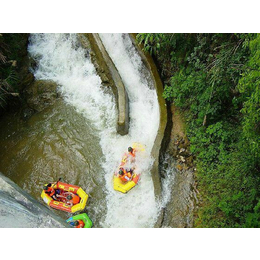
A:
[99,33,160,227]
[28,33,162,227]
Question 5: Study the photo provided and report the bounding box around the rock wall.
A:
[0,172,70,228]
[161,105,198,228]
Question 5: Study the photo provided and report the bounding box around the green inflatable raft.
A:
[66,213,93,228]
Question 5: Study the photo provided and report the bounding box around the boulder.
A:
[24,80,59,111]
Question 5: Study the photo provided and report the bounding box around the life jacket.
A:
[119,169,132,183]
[129,149,136,158]
[45,187,55,197]
[76,220,85,228]
[69,194,80,205]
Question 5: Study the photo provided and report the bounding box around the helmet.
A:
[44,183,51,190]
[67,195,73,200]
[128,147,133,152]
[119,169,124,175]
[73,221,79,226]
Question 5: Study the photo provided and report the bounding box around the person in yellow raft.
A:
[118,168,133,183]
[43,183,62,201]
[118,146,137,183]
[57,191,80,207]
[128,146,136,161]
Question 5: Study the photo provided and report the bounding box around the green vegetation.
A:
[137,33,260,227]
[0,34,28,108]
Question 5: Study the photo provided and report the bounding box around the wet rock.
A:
[24,80,59,112]
[21,107,35,120]
[179,148,186,154]
[186,156,194,167]
[180,156,185,163]
[179,141,187,149]
[20,71,35,90]
[183,165,189,171]
[172,150,178,157]
[177,164,183,171]
[171,162,176,168]
[160,172,166,179]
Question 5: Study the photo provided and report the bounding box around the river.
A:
[0,33,169,227]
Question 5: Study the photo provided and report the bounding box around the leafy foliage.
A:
[0,34,23,108]
[138,33,260,227]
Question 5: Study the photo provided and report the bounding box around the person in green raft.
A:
[66,213,93,228]
[73,220,85,228]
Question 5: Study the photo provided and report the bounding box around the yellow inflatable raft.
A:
[113,173,140,193]
[41,181,88,213]
[113,143,145,193]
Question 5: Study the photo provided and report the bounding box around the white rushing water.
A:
[28,33,161,227]
[99,33,160,227]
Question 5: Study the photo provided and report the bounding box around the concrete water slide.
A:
[79,33,129,136]
[0,172,69,228]
[82,33,167,226]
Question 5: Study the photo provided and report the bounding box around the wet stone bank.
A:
[160,104,198,227]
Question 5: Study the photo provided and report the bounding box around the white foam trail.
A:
[160,153,177,210]
[28,33,160,227]
[99,33,160,227]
